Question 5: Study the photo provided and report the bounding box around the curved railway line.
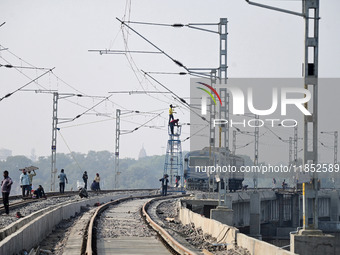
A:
[0,190,254,254]
[83,194,194,255]
[0,190,199,255]
[0,189,157,253]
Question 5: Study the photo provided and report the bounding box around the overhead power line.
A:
[143,71,187,75]
[142,71,189,107]
[116,17,212,79]
[108,90,171,95]
[122,20,219,34]
[88,49,162,55]
[121,112,162,135]
[0,68,55,102]
[142,71,208,123]
[57,129,83,172]
[116,17,188,71]
[71,95,113,121]
[182,124,209,142]
[0,63,50,70]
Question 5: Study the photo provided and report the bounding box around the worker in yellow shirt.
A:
[169,104,176,124]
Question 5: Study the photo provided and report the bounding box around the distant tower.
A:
[30,148,37,162]
[164,124,183,187]
[138,145,147,159]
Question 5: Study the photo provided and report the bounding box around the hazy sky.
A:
[0,0,339,164]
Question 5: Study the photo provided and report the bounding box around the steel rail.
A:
[84,194,159,255]
[142,196,196,255]
[0,189,157,214]
[84,194,191,255]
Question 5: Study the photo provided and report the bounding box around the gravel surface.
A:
[156,199,250,255]
[0,196,81,229]
[0,194,98,229]
[97,198,157,238]
[0,192,126,230]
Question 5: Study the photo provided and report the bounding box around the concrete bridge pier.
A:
[291,194,300,228]
[290,229,335,255]
[249,192,262,240]
[330,190,339,222]
[210,195,233,226]
[278,193,284,227]
[291,188,338,255]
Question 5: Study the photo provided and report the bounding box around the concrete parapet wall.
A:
[179,202,297,255]
[237,233,295,255]
[179,206,238,246]
[0,195,115,255]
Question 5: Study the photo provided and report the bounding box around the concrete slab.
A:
[290,230,335,255]
[97,237,171,254]
[210,206,233,226]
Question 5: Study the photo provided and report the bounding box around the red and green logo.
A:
[196,82,222,106]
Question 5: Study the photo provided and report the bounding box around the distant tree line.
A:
[0,151,337,196]
[0,151,166,195]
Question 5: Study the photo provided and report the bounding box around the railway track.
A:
[83,194,194,255]
[0,190,78,205]
[0,189,160,255]
[0,189,156,214]
[0,192,75,214]
[1,190,251,254]
[0,187,304,215]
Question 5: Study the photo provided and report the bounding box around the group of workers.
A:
[19,169,38,198]
[81,171,101,191]
[0,168,102,215]
[159,174,181,196]
[19,169,46,199]
[57,169,101,194]
[1,169,46,215]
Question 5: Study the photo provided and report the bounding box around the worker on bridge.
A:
[20,170,30,198]
[94,173,101,190]
[168,104,176,124]
[79,186,88,198]
[159,174,169,196]
[58,169,68,194]
[82,171,88,189]
[1,170,13,215]
[169,119,179,135]
[33,185,46,199]
[27,169,36,195]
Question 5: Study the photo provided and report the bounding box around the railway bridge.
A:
[0,188,339,255]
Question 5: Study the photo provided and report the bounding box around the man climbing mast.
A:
[168,104,176,124]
